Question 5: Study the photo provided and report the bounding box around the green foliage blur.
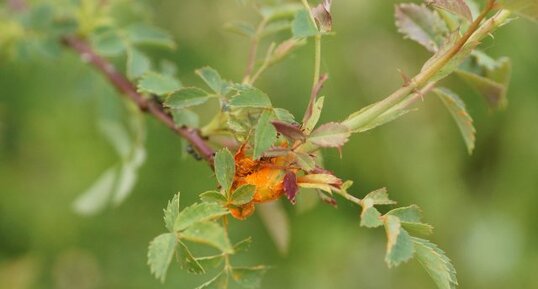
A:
[1,0,538,288]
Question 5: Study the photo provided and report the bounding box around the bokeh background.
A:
[1,0,538,288]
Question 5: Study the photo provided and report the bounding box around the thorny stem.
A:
[61,36,216,165]
[342,1,507,131]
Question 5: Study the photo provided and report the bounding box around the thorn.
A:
[398,69,411,86]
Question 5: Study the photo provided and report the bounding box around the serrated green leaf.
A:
[292,9,318,38]
[200,190,227,205]
[138,71,182,96]
[412,237,458,289]
[196,271,228,289]
[181,222,234,254]
[231,184,256,206]
[232,266,269,289]
[273,108,297,124]
[360,206,383,228]
[165,87,213,109]
[395,3,449,52]
[127,47,151,80]
[174,202,229,231]
[386,205,423,223]
[176,240,205,274]
[125,23,175,48]
[402,222,434,236]
[309,122,351,148]
[215,148,235,192]
[384,215,415,267]
[164,193,180,232]
[253,110,277,159]
[171,109,199,128]
[230,87,272,108]
[434,87,476,154]
[302,96,324,134]
[196,67,228,95]
[148,232,177,282]
[233,237,253,253]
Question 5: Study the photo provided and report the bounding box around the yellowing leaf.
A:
[434,88,476,154]
[361,187,396,206]
[384,215,415,267]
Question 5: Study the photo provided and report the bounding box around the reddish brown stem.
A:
[61,35,215,165]
[302,73,329,125]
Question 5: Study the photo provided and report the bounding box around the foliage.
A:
[1,0,536,288]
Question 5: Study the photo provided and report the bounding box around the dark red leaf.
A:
[283,171,298,205]
[272,121,305,141]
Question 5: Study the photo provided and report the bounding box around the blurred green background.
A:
[1,0,538,288]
